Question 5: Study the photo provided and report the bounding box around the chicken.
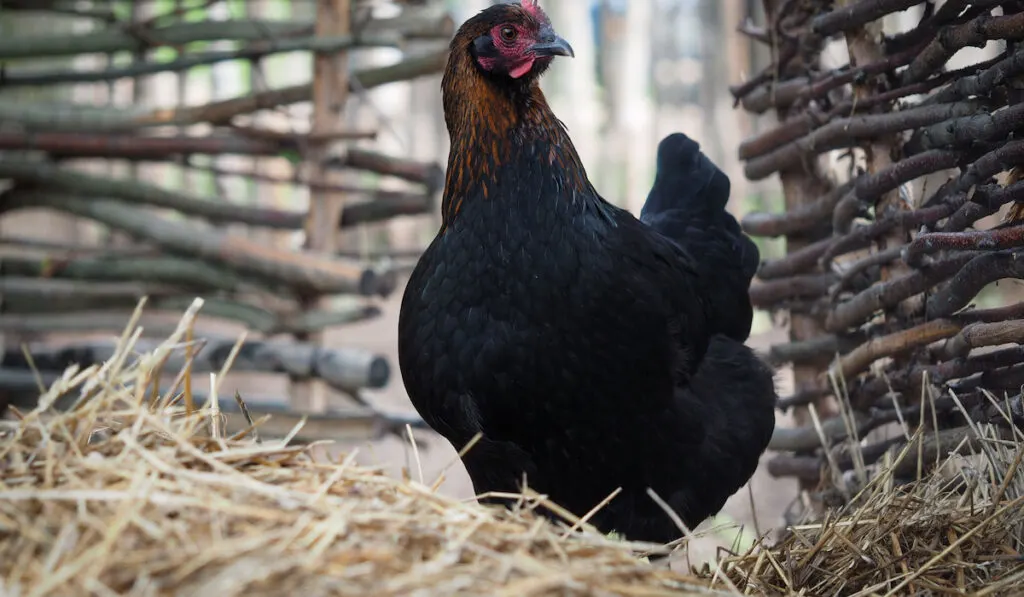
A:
[641,132,761,345]
[398,0,777,546]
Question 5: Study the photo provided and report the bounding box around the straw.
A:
[0,299,717,597]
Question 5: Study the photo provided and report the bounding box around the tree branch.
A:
[0,34,399,87]
[825,252,976,332]
[0,254,269,295]
[0,8,453,60]
[828,318,962,381]
[750,272,840,307]
[766,332,866,366]
[0,50,448,133]
[811,0,922,38]
[927,250,1024,318]
[757,236,837,279]
[742,180,853,238]
[3,338,390,392]
[941,319,1024,359]
[901,12,1024,85]
[744,102,982,181]
[906,227,1024,266]
[904,102,1024,155]
[0,189,395,297]
[0,305,381,337]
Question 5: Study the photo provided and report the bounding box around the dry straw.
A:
[1,298,1022,596]
[0,298,715,597]
[714,394,1024,596]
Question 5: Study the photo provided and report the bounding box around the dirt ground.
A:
[322,283,800,568]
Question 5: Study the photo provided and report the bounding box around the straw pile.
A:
[0,299,714,597]
[718,420,1024,596]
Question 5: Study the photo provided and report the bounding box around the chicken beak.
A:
[530,30,574,58]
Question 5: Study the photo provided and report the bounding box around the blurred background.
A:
[0,0,1011,566]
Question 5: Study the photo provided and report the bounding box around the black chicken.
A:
[398,0,777,546]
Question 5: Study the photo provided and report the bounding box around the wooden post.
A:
[293,0,352,413]
[839,0,909,305]
[760,0,839,496]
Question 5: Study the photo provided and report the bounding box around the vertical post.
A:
[760,0,838,495]
[292,0,351,413]
[839,0,908,298]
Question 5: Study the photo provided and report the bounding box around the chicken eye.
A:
[499,26,517,42]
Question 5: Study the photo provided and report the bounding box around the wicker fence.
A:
[0,0,450,440]
[736,0,1024,516]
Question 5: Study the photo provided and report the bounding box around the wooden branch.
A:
[750,273,839,307]
[0,156,434,230]
[328,148,445,189]
[884,0,999,53]
[357,4,454,39]
[941,319,1024,360]
[737,43,924,116]
[0,34,400,87]
[341,192,435,227]
[767,423,1013,481]
[811,0,922,38]
[1,189,396,297]
[0,158,308,229]
[176,161,437,223]
[904,102,1024,155]
[906,227,1024,266]
[930,46,1024,105]
[828,318,962,381]
[0,8,453,61]
[0,254,268,295]
[768,409,872,452]
[0,277,178,306]
[742,180,854,238]
[825,253,975,332]
[0,20,311,60]
[830,246,903,300]
[3,338,390,392]
[0,50,448,133]
[851,345,1024,407]
[744,102,982,181]
[955,301,1024,325]
[0,0,118,21]
[757,237,836,279]
[927,250,1024,318]
[776,387,833,412]
[949,363,1024,395]
[901,12,1024,85]
[925,140,1024,208]
[0,131,285,159]
[738,50,1007,160]
[0,305,381,337]
[295,0,355,413]
[854,149,962,205]
[0,370,427,444]
[822,179,1024,268]
[765,332,866,366]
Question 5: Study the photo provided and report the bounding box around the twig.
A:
[927,250,1024,318]
[828,319,962,380]
[744,102,982,180]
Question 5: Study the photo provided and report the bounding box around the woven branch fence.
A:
[736,0,1024,517]
[0,0,450,438]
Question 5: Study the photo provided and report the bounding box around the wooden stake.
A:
[293,0,352,413]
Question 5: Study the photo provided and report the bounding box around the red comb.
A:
[522,0,541,17]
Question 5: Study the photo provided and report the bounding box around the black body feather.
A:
[398,3,777,546]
